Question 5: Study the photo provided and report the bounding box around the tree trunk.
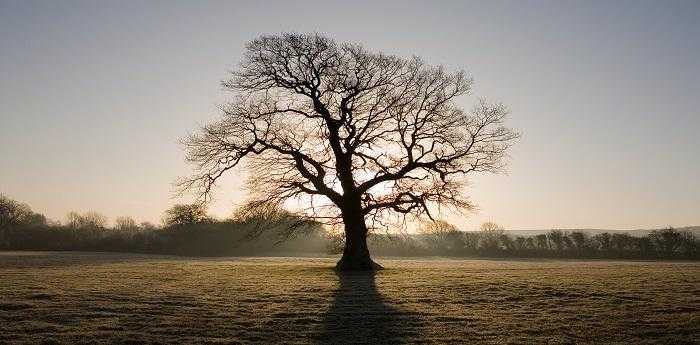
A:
[335,211,382,271]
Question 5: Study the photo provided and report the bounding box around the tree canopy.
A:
[180,33,519,269]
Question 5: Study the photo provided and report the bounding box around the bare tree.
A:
[479,222,505,254]
[180,33,518,270]
[419,220,462,253]
[0,194,34,231]
[547,230,567,252]
[65,211,107,229]
[569,231,589,252]
[649,227,683,258]
[115,216,138,232]
[0,194,39,247]
[163,204,210,227]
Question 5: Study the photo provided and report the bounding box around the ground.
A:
[0,252,698,344]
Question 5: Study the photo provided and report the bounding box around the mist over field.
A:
[2,194,698,343]
[2,194,699,261]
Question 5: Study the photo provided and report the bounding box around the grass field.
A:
[0,252,698,344]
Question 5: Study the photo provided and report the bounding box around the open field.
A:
[0,252,698,344]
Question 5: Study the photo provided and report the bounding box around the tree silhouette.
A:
[180,33,518,270]
[0,194,34,231]
[163,204,210,227]
[65,211,107,229]
[0,194,43,246]
[649,227,683,258]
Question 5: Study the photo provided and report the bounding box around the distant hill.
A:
[495,226,700,238]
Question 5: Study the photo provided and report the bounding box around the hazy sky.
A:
[1,0,699,230]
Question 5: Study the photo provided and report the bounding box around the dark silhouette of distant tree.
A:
[569,231,589,253]
[179,33,518,270]
[678,231,698,258]
[0,194,35,231]
[649,227,683,258]
[114,216,139,232]
[462,231,481,255]
[593,232,612,254]
[636,236,655,258]
[499,233,516,254]
[610,233,635,255]
[479,222,505,255]
[547,230,567,253]
[0,194,45,247]
[163,204,210,227]
[419,220,462,254]
[535,234,549,251]
[65,211,107,229]
[513,236,528,252]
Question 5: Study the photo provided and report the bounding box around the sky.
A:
[1,0,699,230]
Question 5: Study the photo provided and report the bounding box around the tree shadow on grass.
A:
[314,270,423,345]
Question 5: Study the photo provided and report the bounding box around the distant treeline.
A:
[362,221,699,260]
[0,195,327,256]
[1,195,698,260]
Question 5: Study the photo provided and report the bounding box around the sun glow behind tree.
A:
[180,33,518,270]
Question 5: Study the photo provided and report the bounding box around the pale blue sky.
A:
[1,0,698,229]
